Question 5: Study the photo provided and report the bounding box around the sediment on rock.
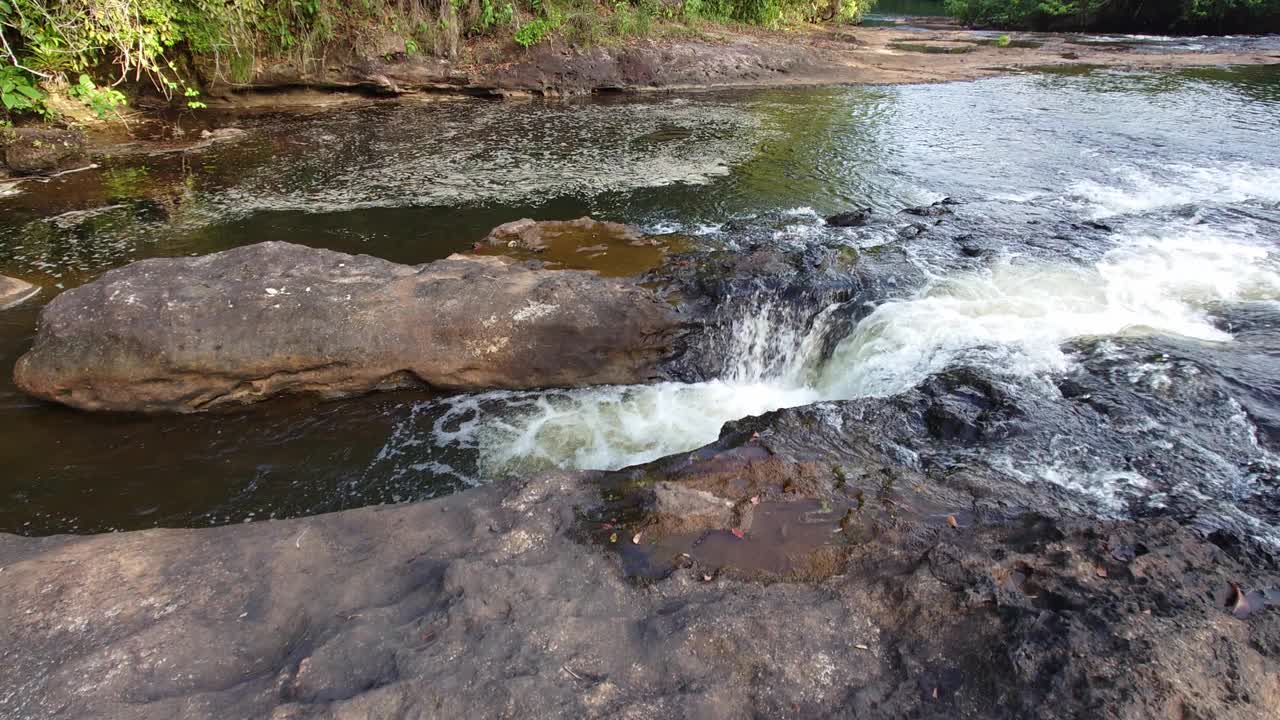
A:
[481,216,644,251]
[13,241,687,413]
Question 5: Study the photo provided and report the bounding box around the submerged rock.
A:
[825,207,873,227]
[199,127,247,142]
[476,216,682,277]
[0,274,38,309]
[901,197,959,217]
[482,216,645,251]
[14,241,684,413]
[0,127,88,175]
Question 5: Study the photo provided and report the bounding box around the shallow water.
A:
[2,63,1279,536]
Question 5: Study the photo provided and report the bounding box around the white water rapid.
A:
[406,209,1280,481]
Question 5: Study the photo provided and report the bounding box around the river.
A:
[2,62,1278,537]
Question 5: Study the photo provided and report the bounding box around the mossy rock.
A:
[1,127,88,175]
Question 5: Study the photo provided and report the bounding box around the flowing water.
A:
[3,62,1280,537]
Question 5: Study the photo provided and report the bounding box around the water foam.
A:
[817,223,1279,399]
[431,299,837,477]
[441,221,1280,477]
[1070,163,1280,218]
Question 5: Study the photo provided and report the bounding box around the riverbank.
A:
[208,25,1280,101]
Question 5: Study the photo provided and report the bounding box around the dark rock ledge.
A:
[0,127,89,176]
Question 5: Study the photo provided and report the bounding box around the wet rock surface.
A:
[0,128,88,175]
[481,217,645,251]
[826,207,873,227]
[0,275,38,310]
[2,362,1278,719]
[13,241,685,412]
[651,238,926,383]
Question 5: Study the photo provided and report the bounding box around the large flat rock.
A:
[13,242,684,412]
[1,458,1276,720]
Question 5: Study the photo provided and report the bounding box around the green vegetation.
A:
[944,0,1280,33]
[0,0,873,121]
[0,63,43,113]
[888,39,975,52]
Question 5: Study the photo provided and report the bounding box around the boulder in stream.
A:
[0,274,38,309]
[901,197,959,217]
[825,207,873,227]
[1,127,88,175]
[14,241,684,413]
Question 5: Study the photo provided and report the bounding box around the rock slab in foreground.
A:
[0,274,38,309]
[14,241,682,412]
[1,466,1277,720]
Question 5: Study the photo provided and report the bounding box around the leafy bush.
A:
[69,74,128,119]
[514,15,560,46]
[944,0,1280,32]
[0,64,43,113]
[0,0,877,118]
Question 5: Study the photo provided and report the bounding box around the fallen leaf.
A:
[609,533,618,543]
[632,532,642,545]
[731,528,745,539]
[932,687,939,700]
[946,515,959,529]
[1230,582,1250,618]
[749,495,760,505]
[600,522,613,530]
[854,644,869,650]
[702,573,713,582]
[1095,566,1108,578]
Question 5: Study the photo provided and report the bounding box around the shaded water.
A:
[3,64,1280,535]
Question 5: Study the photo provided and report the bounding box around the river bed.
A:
[2,62,1279,537]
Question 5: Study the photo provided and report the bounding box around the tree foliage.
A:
[0,0,874,118]
[944,0,1280,32]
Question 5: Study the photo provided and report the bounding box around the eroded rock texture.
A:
[14,242,684,412]
[1,467,1277,719]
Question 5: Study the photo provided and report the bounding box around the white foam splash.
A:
[1070,163,1280,218]
[457,220,1280,477]
[817,223,1279,399]
[443,299,837,477]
